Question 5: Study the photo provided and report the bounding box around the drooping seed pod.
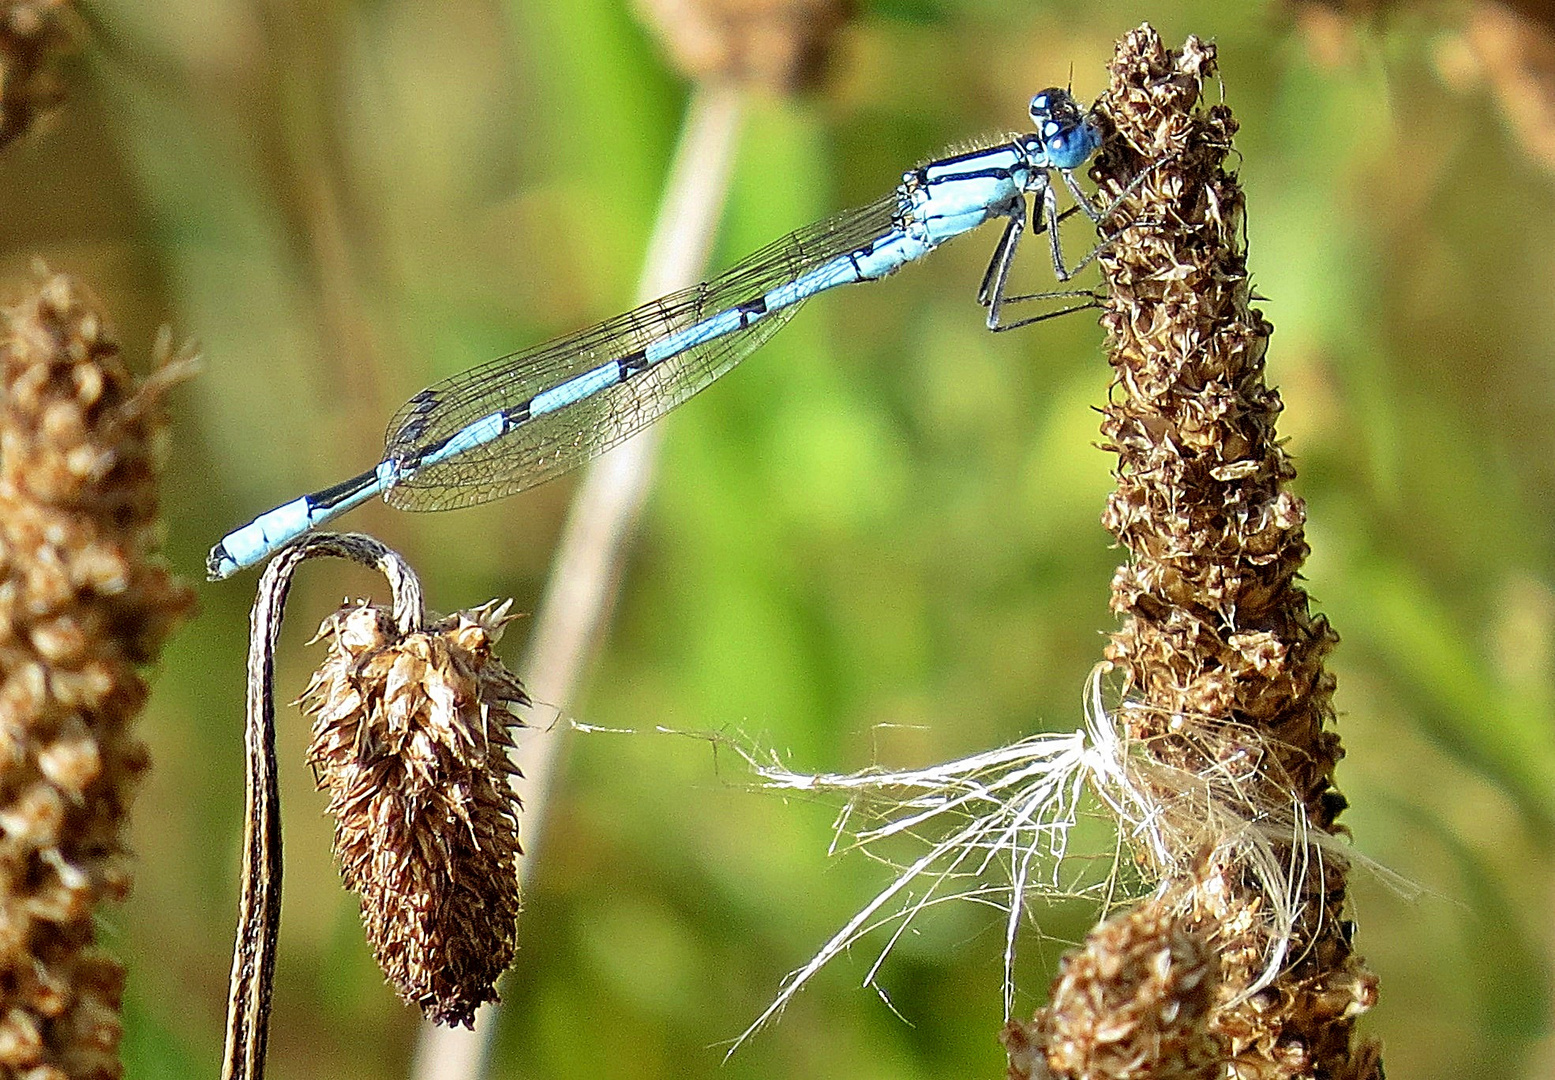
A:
[299,599,528,1027]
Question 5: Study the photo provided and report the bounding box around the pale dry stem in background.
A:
[406,2,858,1078]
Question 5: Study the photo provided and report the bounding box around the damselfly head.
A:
[1029,87,1101,171]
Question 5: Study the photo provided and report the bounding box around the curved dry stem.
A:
[222,532,423,1080]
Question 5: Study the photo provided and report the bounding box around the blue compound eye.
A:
[1026,87,1099,168]
[1029,87,1063,122]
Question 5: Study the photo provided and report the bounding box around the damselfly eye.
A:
[1029,86,1073,123]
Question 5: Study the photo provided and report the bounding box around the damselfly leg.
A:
[978,150,1171,332]
[979,200,1102,332]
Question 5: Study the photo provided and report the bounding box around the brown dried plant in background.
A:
[1005,27,1379,1080]
[299,599,528,1028]
[0,0,78,151]
[1293,0,1555,175]
[0,274,195,1079]
[1438,1,1555,173]
[633,0,854,92]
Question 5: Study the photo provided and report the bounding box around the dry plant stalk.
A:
[0,0,78,151]
[634,0,854,92]
[299,598,528,1028]
[0,274,195,1078]
[1004,27,1379,1080]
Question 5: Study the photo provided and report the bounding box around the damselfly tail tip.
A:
[206,542,239,581]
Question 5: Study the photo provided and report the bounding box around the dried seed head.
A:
[1094,23,1346,847]
[300,598,529,1027]
[633,0,854,92]
[0,0,80,151]
[1065,25,1382,1080]
[0,273,195,1078]
[1004,901,1221,1080]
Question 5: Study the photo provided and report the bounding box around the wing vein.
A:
[382,194,905,512]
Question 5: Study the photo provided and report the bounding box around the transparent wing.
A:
[381,194,904,512]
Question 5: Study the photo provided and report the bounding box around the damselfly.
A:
[208,88,1121,581]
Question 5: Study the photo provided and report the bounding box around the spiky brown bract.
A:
[633,0,854,92]
[1014,26,1379,1080]
[300,599,528,1028]
[1003,901,1221,1080]
[0,274,195,1078]
[0,0,78,151]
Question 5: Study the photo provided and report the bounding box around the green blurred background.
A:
[3,0,1553,1076]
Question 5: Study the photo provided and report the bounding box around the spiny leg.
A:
[983,153,1175,327]
[978,196,1102,332]
[1043,171,1131,281]
[1062,169,1107,224]
[1062,150,1180,270]
[1047,153,1178,282]
[1042,177,1120,284]
[987,216,1103,333]
[1035,202,1083,238]
[1042,180,1084,282]
[978,210,1024,321]
[1066,148,1174,227]
[985,290,1103,333]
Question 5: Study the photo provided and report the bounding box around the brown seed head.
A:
[0,273,195,1078]
[300,598,529,1027]
[1031,25,1385,1080]
[1092,24,1341,846]
[0,0,79,151]
[1003,901,1222,1080]
[633,0,854,92]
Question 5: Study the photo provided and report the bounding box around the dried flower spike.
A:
[634,0,854,92]
[0,273,195,1078]
[1001,25,1382,1080]
[0,0,79,151]
[300,598,528,1027]
[1003,900,1221,1080]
